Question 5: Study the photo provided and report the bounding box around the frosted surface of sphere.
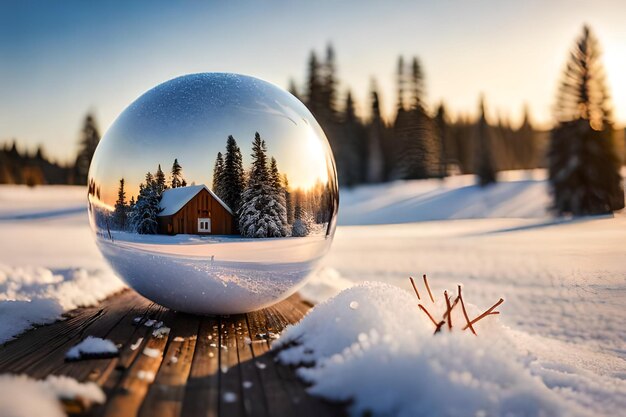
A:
[88,73,338,314]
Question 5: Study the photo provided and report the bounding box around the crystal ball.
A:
[88,73,338,314]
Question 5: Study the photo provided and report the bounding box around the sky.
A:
[1,0,625,164]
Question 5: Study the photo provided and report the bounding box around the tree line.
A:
[1,114,100,186]
[288,46,541,188]
[289,25,623,215]
[106,159,188,234]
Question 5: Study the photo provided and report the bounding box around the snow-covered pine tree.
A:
[212,151,225,199]
[283,174,294,224]
[113,178,128,230]
[549,25,624,215]
[269,156,288,228]
[221,136,246,214]
[154,164,167,195]
[474,97,497,186]
[171,159,183,188]
[238,133,288,238]
[129,172,162,234]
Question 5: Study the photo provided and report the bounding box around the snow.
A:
[66,336,118,360]
[275,283,604,417]
[159,184,233,216]
[0,374,105,417]
[0,185,125,343]
[339,170,550,225]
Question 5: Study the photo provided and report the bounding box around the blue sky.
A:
[1,0,625,163]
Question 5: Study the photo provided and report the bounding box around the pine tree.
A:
[394,56,439,180]
[270,156,288,227]
[238,133,288,238]
[396,56,406,111]
[474,97,497,186]
[212,151,225,198]
[321,44,338,120]
[549,25,624,215]
[74,113,100,185]
[366,83,385,183]
[306,51,324,117]
[283,174,294,224]
[291,190,313,237]
[129,172,162,234]
[435,103,448,178]
[221,136,246,214]
[410,57,425,109]
[341,90,367,185]
[516,106,536,169]
[171,159,184,188]
[154,164,167,195]
[113,178,128,230]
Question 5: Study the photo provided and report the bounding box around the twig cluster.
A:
[409,275,504,336]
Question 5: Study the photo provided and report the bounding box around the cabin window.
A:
[198,218,211,233]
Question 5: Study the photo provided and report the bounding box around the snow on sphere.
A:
[87,73,338,314]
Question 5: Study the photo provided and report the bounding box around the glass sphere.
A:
[88,73,338,314]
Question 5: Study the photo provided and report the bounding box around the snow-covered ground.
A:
[0,172,624,416]
[0,185,125,344]
[339,170,551,225]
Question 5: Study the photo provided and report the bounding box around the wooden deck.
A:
[0,290,346,417]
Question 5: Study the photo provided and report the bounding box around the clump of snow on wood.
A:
[66,336,118,360]
[0,373,105,417]
[275,282,588,417]
[152,326,170,338]
[0,264,125,343]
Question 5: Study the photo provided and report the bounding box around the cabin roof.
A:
[158,184,233,217]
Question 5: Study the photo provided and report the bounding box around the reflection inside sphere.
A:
[87,73,338,314]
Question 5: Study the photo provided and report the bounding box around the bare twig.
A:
[463,298,504,330]
[457,285,477,336]
[409,276,421,300]
[444,290,453,330]
[434,320,446,335]
[442,296,460,320]
[418,304,439,327]
[423,274,435,303]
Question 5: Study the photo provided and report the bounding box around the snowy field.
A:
[0,172,625,416]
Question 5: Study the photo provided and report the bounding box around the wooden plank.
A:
[0,292,347,417]
[0,290,140,377]
[97,310,175,417]
[138,313,200,417]
[53,297,155,382]
[235,314,269,417]
[181,317,220,417]
[245,309,297,417]
[218,317,246,417]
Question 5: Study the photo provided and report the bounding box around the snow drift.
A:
[0,264,125,343]
[0,374,105,417]
[339,170,551,225]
